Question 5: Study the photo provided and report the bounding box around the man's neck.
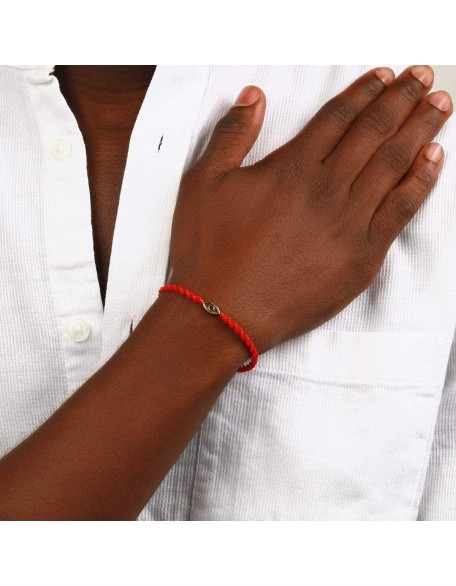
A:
[52,65,156,135]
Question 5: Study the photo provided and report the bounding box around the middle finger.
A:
[324,65,434,185]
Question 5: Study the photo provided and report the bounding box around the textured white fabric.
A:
[1,65,456,520]
[419,321,456,520]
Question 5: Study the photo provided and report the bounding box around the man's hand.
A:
[170,66,452,353]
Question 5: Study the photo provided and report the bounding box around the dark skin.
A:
[53,65,156,305]
[0,65,452,519]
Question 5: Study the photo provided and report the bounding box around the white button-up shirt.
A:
[1,64,456,520]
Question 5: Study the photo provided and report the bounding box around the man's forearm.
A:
[0,293,248,520]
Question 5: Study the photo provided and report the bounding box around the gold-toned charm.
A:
[203,301,221,315]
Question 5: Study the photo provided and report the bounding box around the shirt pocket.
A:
[257,330,450,387]
[190,330,451,520]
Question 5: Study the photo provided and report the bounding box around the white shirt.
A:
[1,64,456,520]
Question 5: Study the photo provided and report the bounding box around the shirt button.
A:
[51,138,72,161]
[66,318,91,342]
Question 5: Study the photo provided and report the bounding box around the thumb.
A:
[199,85,266,176]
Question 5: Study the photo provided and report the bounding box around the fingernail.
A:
[425,142,443,162]
[411,65,434,87]
[429,91,453,112]
[375,67,394,86]
[234,86,260,107]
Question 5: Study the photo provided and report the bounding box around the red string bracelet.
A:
[158,284,259,372]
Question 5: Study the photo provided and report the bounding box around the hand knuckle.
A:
[379,141,413,174]
[363,78,386,99]
[181,165,202,190]
[187,159,222,184]
[389,192,416,222]
[215,114,250,136]
[412,169,433,190]
[396,195,415,218]
[398,79,423,104]
[360,105,395,137]
[321,98,356,129]
[418,110,438,133]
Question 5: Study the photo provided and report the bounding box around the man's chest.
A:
[84,134,131,307]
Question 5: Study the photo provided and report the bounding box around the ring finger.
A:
[351,90,453,211]
[324,65,434,185]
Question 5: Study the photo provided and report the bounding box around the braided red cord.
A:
[158,284,258,372]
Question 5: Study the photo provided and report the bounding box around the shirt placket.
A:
[100,65,209,363]
[26,66,104,393]
[25,65,209,395]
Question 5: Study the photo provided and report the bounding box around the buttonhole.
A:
[129,320,134,335]
[158,135,164,152]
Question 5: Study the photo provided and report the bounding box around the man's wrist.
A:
[146,290,251,376]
